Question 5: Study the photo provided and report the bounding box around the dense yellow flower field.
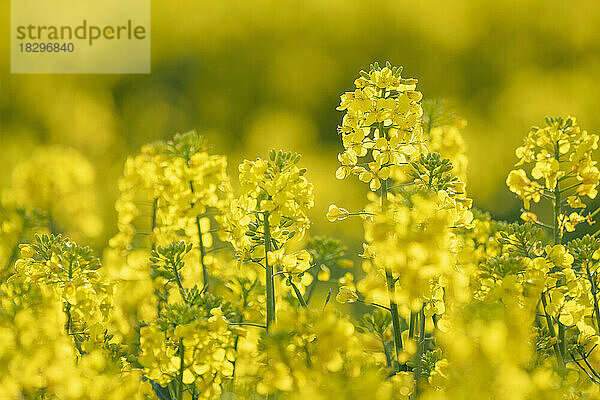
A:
[3,59,600,399]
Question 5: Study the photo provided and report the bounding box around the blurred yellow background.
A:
[1,0,600,248]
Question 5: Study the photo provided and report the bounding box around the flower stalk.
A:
[289,278,308,307]
[381,179,404,367]
[189,181,210,289]
[415,305,426,382]
[585,261,600,334]
[264,212,275,332]
[553,143,566,364]
[177,339,185,400]
[541,292,563,367]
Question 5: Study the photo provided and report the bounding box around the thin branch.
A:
[571,353,600,384]
[357,298,391,312]
[580,351,600,380]
[227,320,267,329]
[288,279,308,308]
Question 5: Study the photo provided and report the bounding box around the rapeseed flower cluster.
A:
[336,62,425,191]
[1,236,151,399]
[11,234,112,353]
[507,117,599,237]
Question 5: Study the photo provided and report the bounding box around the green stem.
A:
[305,272,319,304]
[173,265,188,304]
[194,215,209,288]
[177,339,185,400]
[357,298,391,312]
[418,305,426,357]
[541,292,564,367]
[585,262,600,333]
[150,198,169,315]
[571,353,600,384]
[414,305,426,395]
[289,279,307,307]
[64,303,84,355]
[590,207,600,220]
[552,160,567,362]
[382,337,392,368]
[189,181,210,289]
[386,272,404,360]
[580,351,600,381]
[409,312,416,339]
[231,292,248,387]
[558,323,566,361]
[264,212,275,332]
[64,259,82,353]
[381,178,404,367]
[553,182,562,246]
[227,321,267,329]
[561,182,582,193]
[150,197,158,251]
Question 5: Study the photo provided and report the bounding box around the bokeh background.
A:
[2,0,600,249]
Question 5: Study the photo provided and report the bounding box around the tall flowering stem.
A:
[332,63,464,378]
[333,62,425,366]
[220,150,314,333]
[507,116,600,369]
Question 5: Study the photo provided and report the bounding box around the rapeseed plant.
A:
[3,62,600,399]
